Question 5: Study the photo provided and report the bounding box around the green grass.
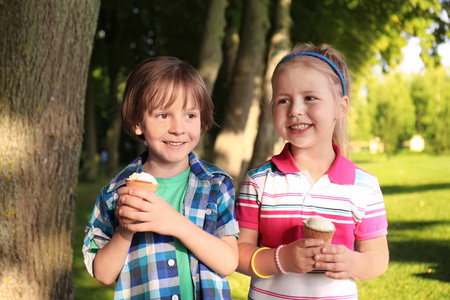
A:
[73,152,450,299]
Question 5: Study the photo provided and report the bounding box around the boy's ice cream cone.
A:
[125,172,159,193]
[303,216,335,244]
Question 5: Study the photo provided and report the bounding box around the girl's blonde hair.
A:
[272,43,351,156]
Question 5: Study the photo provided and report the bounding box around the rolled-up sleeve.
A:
[82,189,117,277]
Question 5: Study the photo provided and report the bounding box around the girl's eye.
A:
[305,96,317,101]
[186,113,197,119]
[277,98,289,104]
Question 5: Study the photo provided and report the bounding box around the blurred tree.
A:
[197,0,227,94]
[411,67,450,153]
[367,72,416,156]
[247,0,292,178]
[212,0,270,179]
[0,0,100,299]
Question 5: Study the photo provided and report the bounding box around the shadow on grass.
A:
[381,183,450,195]
[388,221,450,283]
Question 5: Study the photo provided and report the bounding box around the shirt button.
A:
[205,208,212,215]
[172,295,179,300]
[168,259,175,267]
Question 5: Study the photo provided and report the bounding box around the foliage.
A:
[366,72,416,155]
[290,0,446,75]
[411,67,450,154]
[73,153,450,299]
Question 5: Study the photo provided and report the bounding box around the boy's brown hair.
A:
[122,56,214,141]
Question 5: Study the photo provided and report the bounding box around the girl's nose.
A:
[288,101,304,117]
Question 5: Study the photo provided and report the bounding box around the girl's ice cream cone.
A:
[125,172,159,193]
[303,216,335,244]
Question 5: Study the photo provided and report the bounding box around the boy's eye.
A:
[157,113,168,119]
[305,96,317,101]
[186,113,197,119]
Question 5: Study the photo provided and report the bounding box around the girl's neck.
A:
[290,143,336,183]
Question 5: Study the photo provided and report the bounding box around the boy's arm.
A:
[93,226,134,285]
[118,187,239,276]
[174,219,239,276]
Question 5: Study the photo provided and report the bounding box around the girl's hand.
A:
[117,187,184,236]
[281,239,325,274]
[313,244,356,279]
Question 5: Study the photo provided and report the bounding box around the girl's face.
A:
[135,93,201,177]
[272,64,348,154]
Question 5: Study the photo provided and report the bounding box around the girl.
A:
[236,44,389,299]
[83,57,239,300]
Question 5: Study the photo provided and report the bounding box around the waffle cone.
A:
[125,179,159,193]
[303,222,335,244]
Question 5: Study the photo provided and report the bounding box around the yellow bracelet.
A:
[250,247,273,278]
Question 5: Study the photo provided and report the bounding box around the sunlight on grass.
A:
[74,153,450,299]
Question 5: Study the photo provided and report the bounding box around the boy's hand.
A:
[281,239,325,274]
[117,187,184,236]
[313,244,356,279]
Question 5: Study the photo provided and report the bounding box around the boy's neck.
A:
[142,157,190,178]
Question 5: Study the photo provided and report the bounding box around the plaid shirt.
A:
[83,152,239,300]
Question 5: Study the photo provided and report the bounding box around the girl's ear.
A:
[134,125,144,136]
[335,95,349,120]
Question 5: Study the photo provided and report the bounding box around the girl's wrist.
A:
[275,244,289,275]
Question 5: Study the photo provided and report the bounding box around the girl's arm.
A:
[314,235,389,280]
[118,187,238,276]
[237,227,324,277]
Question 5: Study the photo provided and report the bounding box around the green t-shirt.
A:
[155,168,194,300]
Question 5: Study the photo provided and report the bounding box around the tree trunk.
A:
[0,1,100,299]
[197,0,227,95]
[248,0,292,170]
[212,0,270,179]
[195,0,227,155]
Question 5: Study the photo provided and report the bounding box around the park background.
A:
[1,0,449,299]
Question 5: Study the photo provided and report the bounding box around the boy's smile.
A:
[134,94,201,177]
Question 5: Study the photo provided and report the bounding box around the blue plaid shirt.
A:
[83,152,239,300]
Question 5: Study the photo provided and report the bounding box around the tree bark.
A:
[212,0,270,179]
[0,1,100,299]
[248,0,292,170]
[197,0,227,95]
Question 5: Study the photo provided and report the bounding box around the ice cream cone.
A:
[303,217,335,244]
[125,179,159,193]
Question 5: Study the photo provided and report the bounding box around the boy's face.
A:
[134,95,201,176]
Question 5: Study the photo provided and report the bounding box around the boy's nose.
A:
[169,118,185,134]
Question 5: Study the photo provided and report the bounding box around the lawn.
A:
[73,152,450,299]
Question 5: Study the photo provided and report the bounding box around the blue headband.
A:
[278,51,347,96]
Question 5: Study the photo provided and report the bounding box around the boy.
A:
[83,57,239,299]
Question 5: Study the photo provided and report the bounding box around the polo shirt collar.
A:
[271,143,356,185]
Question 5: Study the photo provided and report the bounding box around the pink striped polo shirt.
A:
[236,143,388,299]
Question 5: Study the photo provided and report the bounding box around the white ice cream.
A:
[304,216,335,231]
[127,172,157,184]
